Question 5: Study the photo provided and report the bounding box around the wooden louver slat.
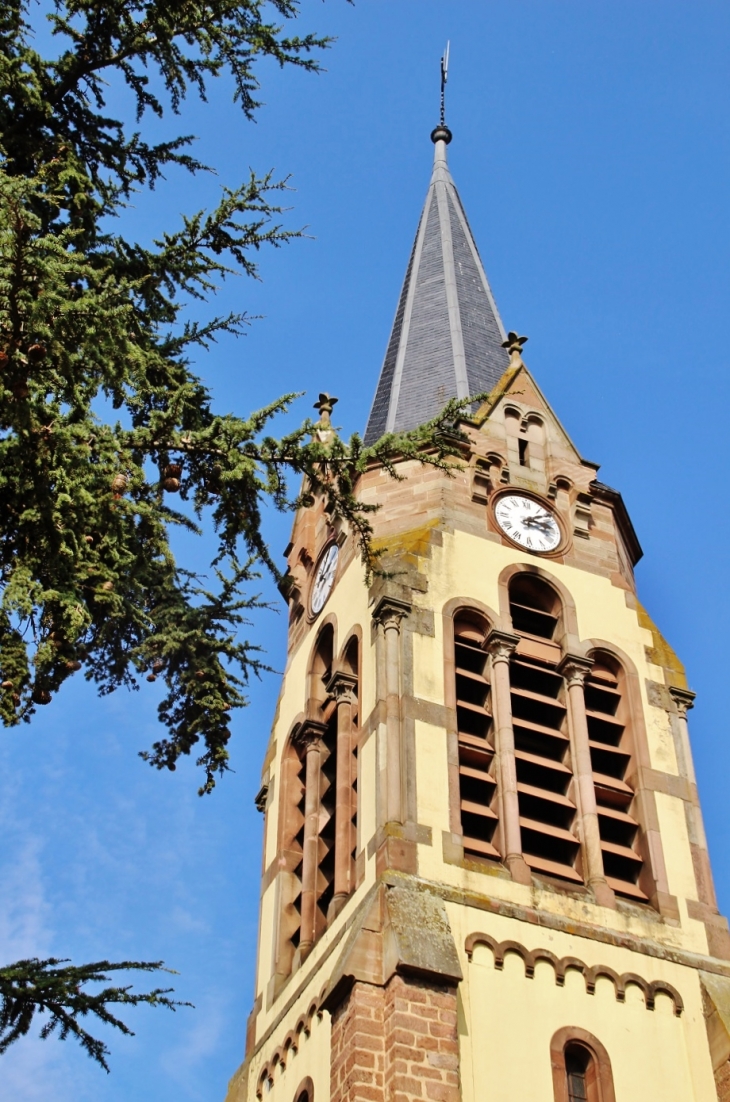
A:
[454,617,499,863]
[587,655,645,900]
[509,579,581,886]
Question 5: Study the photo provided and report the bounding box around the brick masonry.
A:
[330,976,460,1102]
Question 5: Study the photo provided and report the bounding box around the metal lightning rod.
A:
[440,41,450,126]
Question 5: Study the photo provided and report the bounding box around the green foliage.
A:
[0,0,475,1072]
[0,0,464,797]
[0,957,188,1071]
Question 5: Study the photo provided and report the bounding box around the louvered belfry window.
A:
[586,652,645,900]
[284,748,306,966]
[453,613,499,860]
[340,638,359,895]
[508,576,582,884]
[279,627,361,979]
[314,704,338,936]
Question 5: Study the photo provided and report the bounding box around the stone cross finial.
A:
[501,331,528,368]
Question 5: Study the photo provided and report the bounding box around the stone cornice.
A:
[383,870,730,977]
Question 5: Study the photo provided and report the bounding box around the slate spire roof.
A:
[364,126,509,445]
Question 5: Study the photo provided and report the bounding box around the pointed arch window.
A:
[452,612,499,860]
[508,575,581,884]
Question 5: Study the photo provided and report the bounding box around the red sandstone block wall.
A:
[331,976,460,1102]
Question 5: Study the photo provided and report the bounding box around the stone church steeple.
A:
[225,123,730,1102]
[364,126,508,444]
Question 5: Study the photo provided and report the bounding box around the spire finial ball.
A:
[430,124,452,145]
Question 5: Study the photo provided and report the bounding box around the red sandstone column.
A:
[296,720,327,957]
[559,655,615,908]
[326,670,358,911]
[486,630,531,885]
[373,597,410,826]
[670,687,718,910]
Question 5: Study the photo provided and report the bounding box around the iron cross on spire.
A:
[440,41,450,126]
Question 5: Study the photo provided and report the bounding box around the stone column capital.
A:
[485,629,520,664]
[254,782,269,813]
[325,669,358,704]
[669,686,696,719]
[558,654,594,687]
[294,718,328,752]
[372,595,411,631]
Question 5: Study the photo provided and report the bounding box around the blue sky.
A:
[3,2,730,1098]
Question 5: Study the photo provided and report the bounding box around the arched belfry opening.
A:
[508,573,563,642]
[451,609,499,861]
[506,574,581,884]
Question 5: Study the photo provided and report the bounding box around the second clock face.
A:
[494,494,561,553]
[310,543,339,615]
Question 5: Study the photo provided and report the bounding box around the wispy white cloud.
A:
[0,834,52,962]
[0,1034,82,1102]
[168,906,210,935]
[159,989,229,1099]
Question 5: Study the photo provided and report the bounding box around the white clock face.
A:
[494,494,561,553]
[310,543,339,615]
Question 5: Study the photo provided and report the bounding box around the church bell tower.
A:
[225,120,730,1102]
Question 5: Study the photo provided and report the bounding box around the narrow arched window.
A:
[453,611,498,860]
[585,651,645,901]
[293,1076,314,1102]
[508,575,581,884]
[550,1029,615,1102]
[565,1043,591,1101]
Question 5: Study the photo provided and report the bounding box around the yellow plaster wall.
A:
[655,791,700,902]
[450,903,718,1102]
[414,718,452,885]
[358,729,377,855]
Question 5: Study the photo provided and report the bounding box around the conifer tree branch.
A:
[0,0,462,797]
[0,958,189,1072]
